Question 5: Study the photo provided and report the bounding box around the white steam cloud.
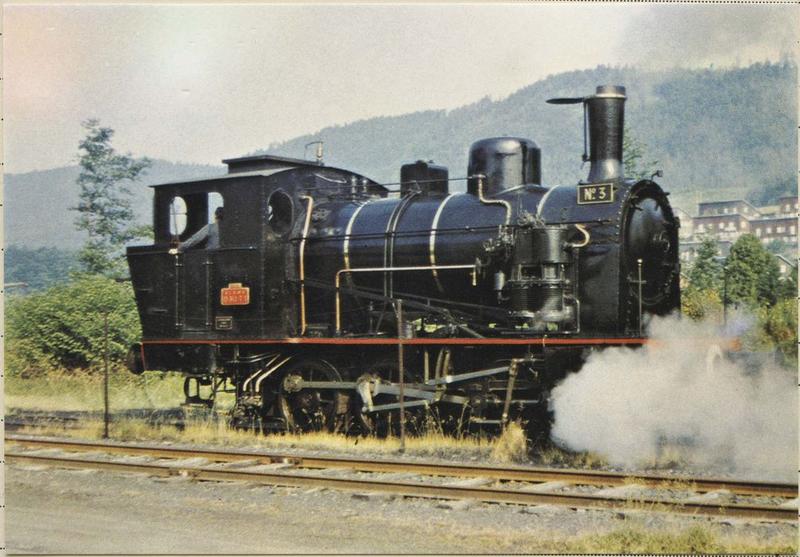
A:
[550,314,797,481]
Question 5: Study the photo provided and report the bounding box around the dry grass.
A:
[2,370,679,467]
[436,522,795,553]
[489,422,528,463]
[565,525,796,554]
[5,369,186,412]
[5,370,523,461]
[11,415,505,461]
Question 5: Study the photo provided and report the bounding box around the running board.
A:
[425,366,509,386]
[363,400,430,413]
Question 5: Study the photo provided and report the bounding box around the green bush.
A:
[680,287,722,321]
[751,298,798,366]
[6,275,141,375]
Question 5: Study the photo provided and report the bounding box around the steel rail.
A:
[6,450,795,521]
[6,435,796,498]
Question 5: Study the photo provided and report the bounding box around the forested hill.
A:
[4,62,796,250]
[4,161,224,248]
[260,62,796,204]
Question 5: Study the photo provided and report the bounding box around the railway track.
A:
[6,435,797,521]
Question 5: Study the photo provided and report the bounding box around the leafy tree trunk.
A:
[687,236,723,291]
[72,119,151,276]
[623,126,660,181]
[725,234,781,307]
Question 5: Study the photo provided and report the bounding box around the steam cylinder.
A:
[508,226,569,319]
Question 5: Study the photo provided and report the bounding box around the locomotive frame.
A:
[126,85,681,436]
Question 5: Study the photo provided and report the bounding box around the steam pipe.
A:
[299,195,314,335]
[255,356,293,394]
[475,174,511,226]
[568,224,591,248]
[242,354,280,393]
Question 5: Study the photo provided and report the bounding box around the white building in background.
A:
[676,194,798,278]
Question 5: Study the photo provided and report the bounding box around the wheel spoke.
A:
[278,360,346,434]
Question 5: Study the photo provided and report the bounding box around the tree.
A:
[73,119,151,276]
[681,286,722,322]
[4,245,78,291]
[765,238,791,258]
[623,126,660,181]
[725,234,781,307]
[687,236,722,291]
[776,266,797,301]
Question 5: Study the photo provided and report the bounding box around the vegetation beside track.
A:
[567,525,795,554]
[431,523,796,553]
[5,368,185,412]
[5,413,532,464]
[7,370,599,466]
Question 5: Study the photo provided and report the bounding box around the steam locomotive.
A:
[126,85,680,435]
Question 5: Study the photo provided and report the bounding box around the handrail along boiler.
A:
[126,85,680,434]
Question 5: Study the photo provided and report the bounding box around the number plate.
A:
[215,316,233,330]
[220,283,250,306]
[577,183,614,204]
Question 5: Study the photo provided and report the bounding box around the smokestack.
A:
[586,85,626,183]
[547,85,627,183]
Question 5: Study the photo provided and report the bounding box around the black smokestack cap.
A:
[585,85,626,183]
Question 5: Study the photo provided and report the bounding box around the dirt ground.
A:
[5,461,797,554]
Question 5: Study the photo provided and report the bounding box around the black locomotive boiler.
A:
[126,85,680,435]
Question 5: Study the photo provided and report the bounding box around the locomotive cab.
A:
[126,155,385,373]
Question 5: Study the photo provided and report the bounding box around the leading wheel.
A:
[278,359,348,433]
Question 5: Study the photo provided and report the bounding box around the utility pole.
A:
[396,299,406,454]
[103,312,110,439]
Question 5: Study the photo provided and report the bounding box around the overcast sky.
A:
[4,3,796,174]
